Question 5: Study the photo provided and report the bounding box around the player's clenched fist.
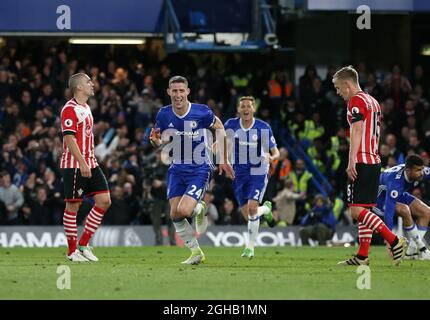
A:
[150,127,162,147]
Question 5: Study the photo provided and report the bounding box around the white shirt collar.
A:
[240,118,255,132]
[173,102,192,119]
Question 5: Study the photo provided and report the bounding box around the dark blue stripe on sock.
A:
[417,225,428,231]
[404,223,415,231]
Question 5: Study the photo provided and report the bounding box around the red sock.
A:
[63,209,78,255]
[357,222,372,258]
[358,209,397,245]
[78,206,106,247]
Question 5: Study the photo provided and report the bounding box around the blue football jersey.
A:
[155,103,215,173]
[224,117,276,175]
[377,164,430,229]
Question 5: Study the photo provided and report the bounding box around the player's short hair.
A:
[168,75,188,87]
[239,96,255,105]
[68,73,87,93]
[332,65,359,84]
[405,154,424,169]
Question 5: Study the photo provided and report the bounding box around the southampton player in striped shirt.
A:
[150,76,234,265]
[332,66,407,266]
[60,73,111,262]
[224,96,279,258]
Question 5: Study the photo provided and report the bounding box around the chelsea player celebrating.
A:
[224,96,280,258]
[150,76,234,265]
[372,154,430,260]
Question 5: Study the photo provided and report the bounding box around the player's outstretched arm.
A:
[211,116,235,179]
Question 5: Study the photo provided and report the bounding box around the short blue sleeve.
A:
[224,119,233,130]
[260,122,276,152]
[269,127,276,149]
[423,166,430,181]
[202,106,215,128]
[155,109,165,132]
[383,179,402,230]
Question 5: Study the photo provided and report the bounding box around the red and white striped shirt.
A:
[347,91,381,164]
[60,98,98,169]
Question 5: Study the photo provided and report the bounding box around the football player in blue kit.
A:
[373,154,430,260]
[224,96,280,258]
[150,76,235,265]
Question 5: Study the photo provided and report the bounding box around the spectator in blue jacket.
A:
[299,194,338,245]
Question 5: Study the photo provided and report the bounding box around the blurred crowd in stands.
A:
[1,40,430,241]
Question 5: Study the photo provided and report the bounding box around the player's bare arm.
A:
[211,116,235,179]
[64,135,92,178]
[269,146,280,162]
[347,120,363,181]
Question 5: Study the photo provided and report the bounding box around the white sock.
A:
[417,225,428,245]
[247,215,260,250]
[256,205,269,218]
[404,223,427,250]
[173,218,199,250]
[191,202,203,218]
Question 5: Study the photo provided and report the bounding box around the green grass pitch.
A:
[1,246,430,299]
